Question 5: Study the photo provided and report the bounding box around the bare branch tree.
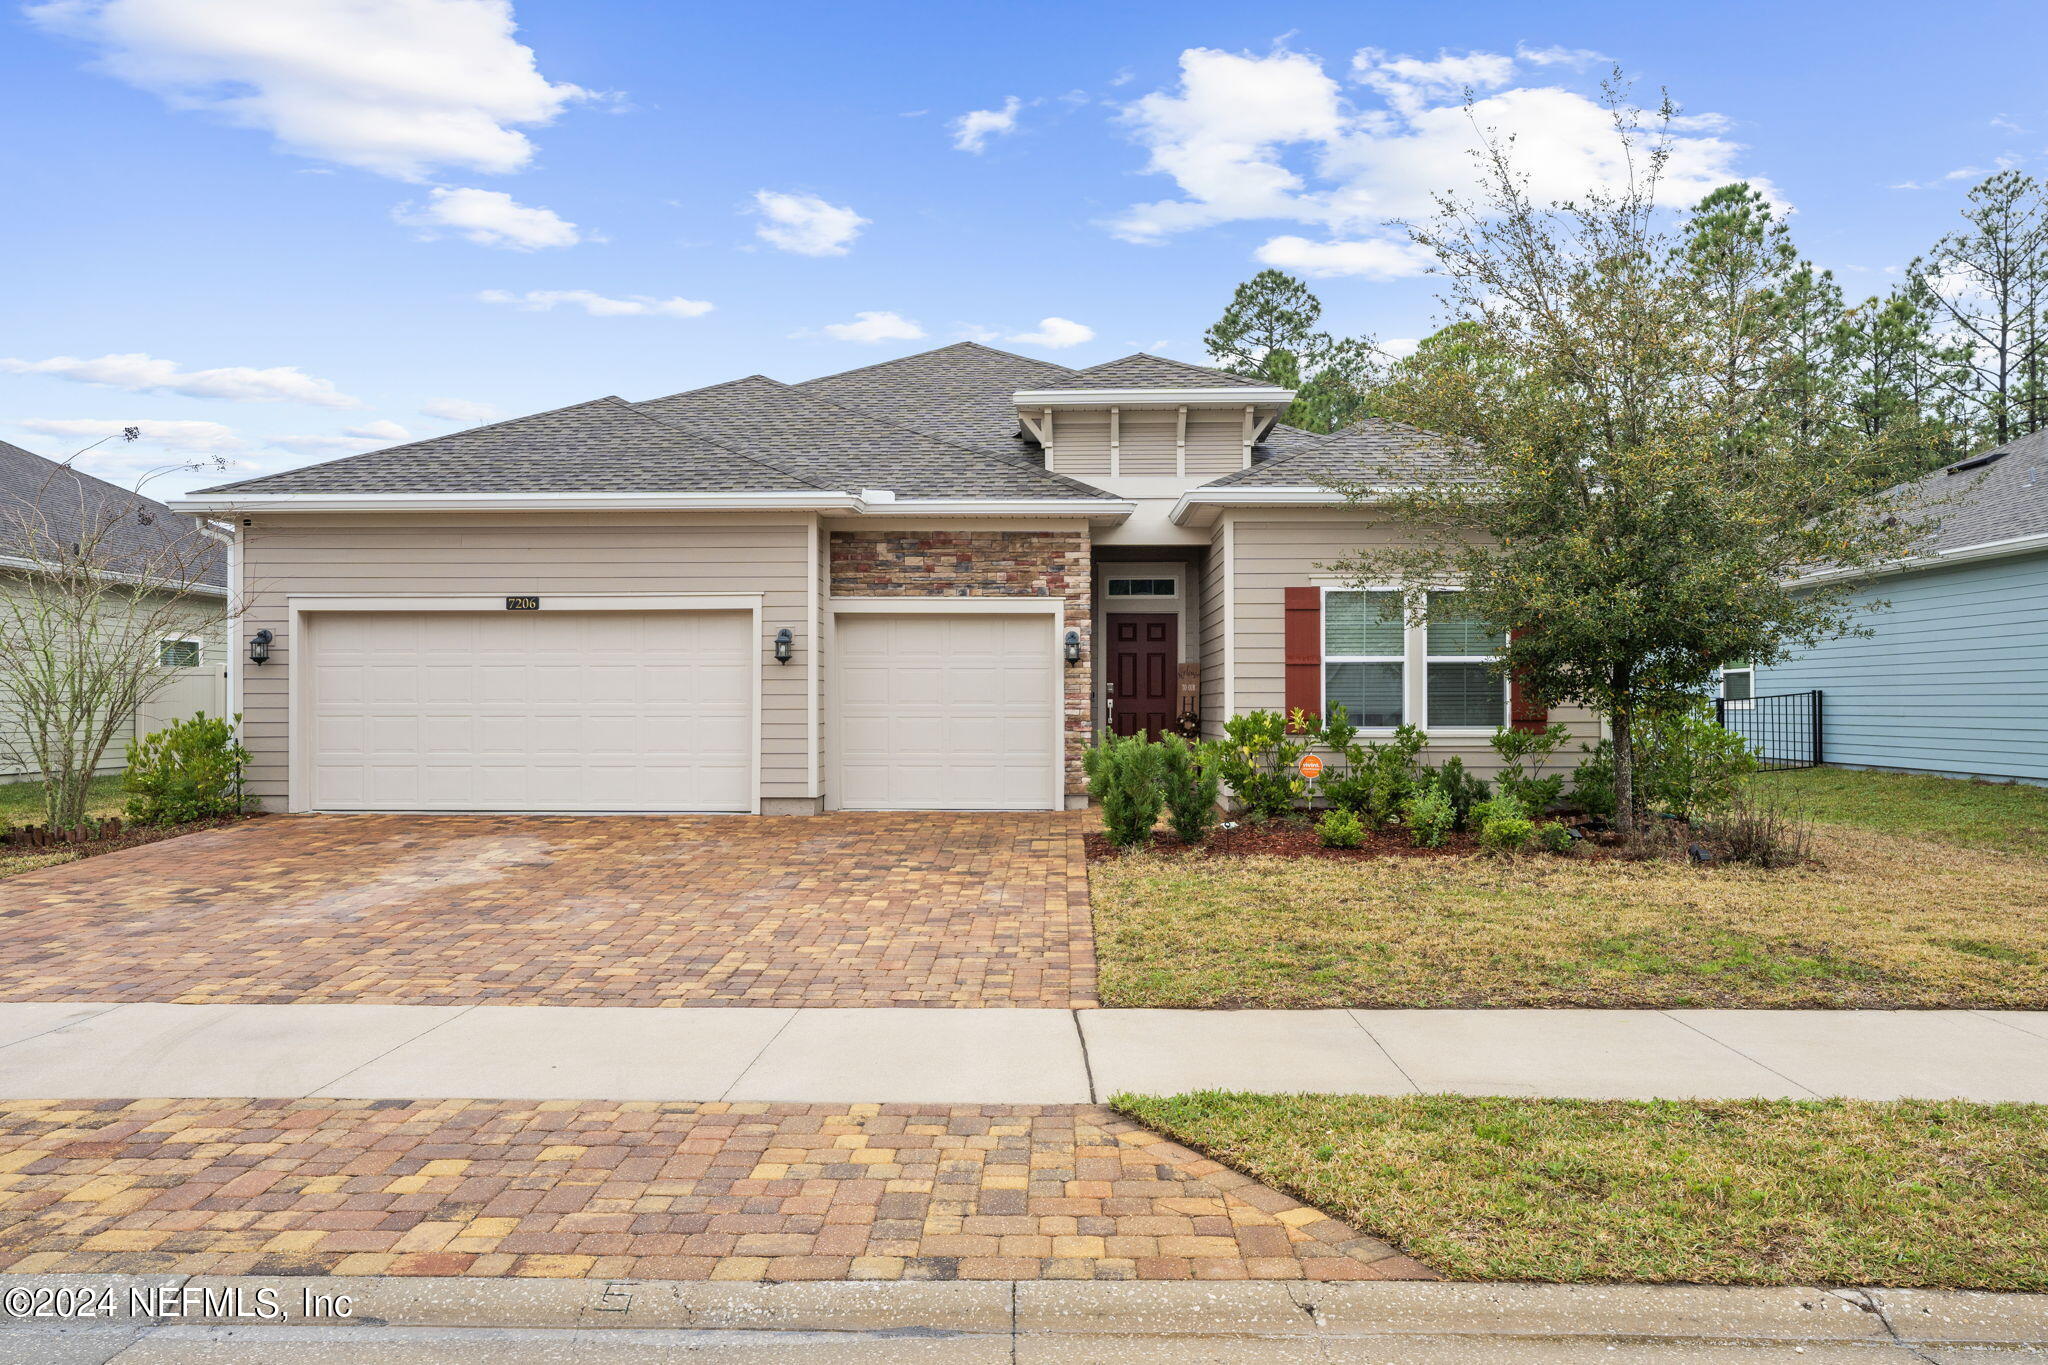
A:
[0,436,235,829]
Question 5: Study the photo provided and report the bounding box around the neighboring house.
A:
[168,345,1595,815]
[1744,427,2048,785]
[0,440,228,781]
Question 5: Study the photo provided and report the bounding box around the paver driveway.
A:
[0,1100,1428,1282]
[0,814,1093,1008]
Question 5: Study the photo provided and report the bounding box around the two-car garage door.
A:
[304,609,753,812]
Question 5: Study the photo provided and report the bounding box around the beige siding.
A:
[1046,411,1112,477]
[237,512,815,810]
[1227,512,1600,773]
[1118,409,1179,476]
[1197,521,1227,738]
[1184,411,1247,476]
[1047,406,1249,479]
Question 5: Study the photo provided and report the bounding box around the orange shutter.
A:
[1283,587,1323,731]
[1508,629,1548,732]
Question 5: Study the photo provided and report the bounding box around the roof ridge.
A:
[799,340,1077,386]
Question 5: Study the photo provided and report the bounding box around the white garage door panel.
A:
[305,609,753,812]
[835,613,1056,811]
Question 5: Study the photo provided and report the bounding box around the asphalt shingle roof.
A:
[194,398,821,496]
[1201,417,1471,489]
[1037,353,1275,391]
[638,375,1113,500]
[1895,426,2048,555]
[796,341,1075,460]
[0,440,224,587]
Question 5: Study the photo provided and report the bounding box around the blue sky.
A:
[3,0,2046,494]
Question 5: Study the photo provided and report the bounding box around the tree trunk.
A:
[1610,666,1638,836]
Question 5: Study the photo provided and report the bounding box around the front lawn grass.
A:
[1116,1091,2048,1289]
[1757,766,2048,856]
[0,774,125,825]
[1093,822,2048,1008]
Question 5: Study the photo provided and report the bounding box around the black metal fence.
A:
[1715,690,1824,770]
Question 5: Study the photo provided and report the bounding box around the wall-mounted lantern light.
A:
[1063,629,1082,666]
[247,629,273,666]
[773,627,794,664]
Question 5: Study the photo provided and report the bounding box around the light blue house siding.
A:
[1751,549,2048,784]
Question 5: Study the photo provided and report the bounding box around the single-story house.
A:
[1740,426,2048,785]
[168,345,1595,815]
[0,439,228,781]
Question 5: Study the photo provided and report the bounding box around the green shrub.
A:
[123,713,248,826]
[1315,807,1365,848]
[1157,733,1220,845]
[1084,733,1167,848]
[1471,793,1534,854]
[1403,785,1455,848]
[1490,722,1572,813]
[1316,714,1429,830]
[1206,710,1310,820]
[1639,704,1758,821]
[1567,740,1616,817]
[1534,821,1576,855]
[1423,755,1491,830]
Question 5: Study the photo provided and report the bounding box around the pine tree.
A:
[1837,281,1972,473]
[1909,169,2048,445]
[1203,269,1380,432]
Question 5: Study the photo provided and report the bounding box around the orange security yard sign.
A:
[1299,753,1324,779]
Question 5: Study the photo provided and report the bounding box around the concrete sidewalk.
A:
[0,1003,2042,1102]
[5,1276,2048,1362]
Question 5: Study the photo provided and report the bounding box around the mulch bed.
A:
[1,815,259,879]
[1085,821,1487,863]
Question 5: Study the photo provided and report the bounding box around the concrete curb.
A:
[0,1275,2042,1345]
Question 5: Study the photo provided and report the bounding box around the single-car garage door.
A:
[833,612,1058,810]
[303,609,753,812]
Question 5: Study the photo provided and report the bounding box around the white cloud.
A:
[751,190,867,256]
[396,186,579,249]
[419,397,498,423]
[0,352,361,407]
[1380,337,1421,358]
[810,311,927,344]
[18,416,248,455]
[1009,317,1095,349]
[1111,45,1764,246]
[1254,234,1433,279]
[477,288,712,317]
[27,0,587,181]
[952,95,1022,153]
[267,421,409,455]
[1515,43,1610,69]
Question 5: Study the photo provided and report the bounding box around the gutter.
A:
[1168,485,1409,525]
[164,490,1137,520]
[0,553,228,597]
[1788,528,2048,587]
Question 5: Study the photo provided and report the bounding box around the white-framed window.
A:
[1424,591,1508,731]
[1322,588,1406,728]
[1107,577,1177,598]
[158,638,201,668]
[1720,666,1754,707]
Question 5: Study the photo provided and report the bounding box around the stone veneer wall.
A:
[829,529,1092,796]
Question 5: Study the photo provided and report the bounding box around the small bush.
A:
[1424,755,1491,830]
[1207,711,1309,820]
[1315,807,1366,848]
[1310,711,1428,830]
[1157,733,1220,845]
[1491,722,1571,813]
[1567,741,1616,817]
[1084,734,1165,849]
[1534,821,1576,855]
[1404,785,1455,848]
[1471,793,1533,854]
[123,713,248,826]
[1639,705,1758,820]
[1707,789,1814,868]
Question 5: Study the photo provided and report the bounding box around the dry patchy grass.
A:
[1116,1092,2048,1289]
[1093,825,2048,1008]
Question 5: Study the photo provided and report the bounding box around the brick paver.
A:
[0,813,1093,1008]
[0,1101,1431,1282]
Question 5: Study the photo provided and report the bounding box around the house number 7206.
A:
[505,596,541,610]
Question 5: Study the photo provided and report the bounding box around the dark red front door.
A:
[1108,614,1178,739]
